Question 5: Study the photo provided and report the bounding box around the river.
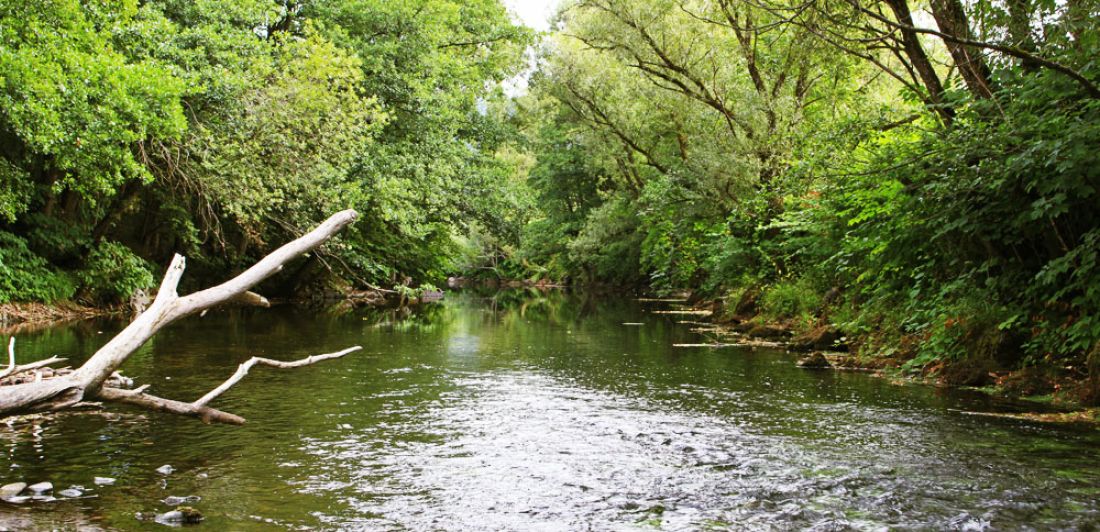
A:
[2,291,1099,530]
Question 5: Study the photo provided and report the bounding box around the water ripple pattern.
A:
[3,293,1100,530]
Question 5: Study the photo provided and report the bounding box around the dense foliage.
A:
[3,0,1099,399]
[507,0,1100,398]
[0,0,532,302]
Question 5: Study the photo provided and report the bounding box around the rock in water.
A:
[0,482,26,498]
[94,477,116,486]
[163,495,201,506]
[59,488,83,498]
[155,506,203,525]
[746,324,791,340]
[156,465,174,475]
[27,482,52,494]
[797,352,832,369]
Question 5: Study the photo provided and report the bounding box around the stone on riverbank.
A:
[791,325,845,351]
[163,495,201,506]
[797,352,832,369]
[155,506,204,525]
[0,482,26,498]
[27,481,52,494]
[746,324,791,340]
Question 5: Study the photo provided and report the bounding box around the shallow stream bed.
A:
[2,292,1099,529]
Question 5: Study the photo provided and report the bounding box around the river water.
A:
[2,291,1099,530]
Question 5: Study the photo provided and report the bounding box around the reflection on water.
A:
[2,292,1099,530]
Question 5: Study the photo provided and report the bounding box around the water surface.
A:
[2,292,1099,530]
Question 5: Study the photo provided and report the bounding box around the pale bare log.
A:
[200,291,270,317]
[75,209,358,390]
[0,337,15,379]
[98,387,247,425]
[193,346,362,407]
[232,291,271,308]
[99,345,360,425]
[3,357,67,377]
[0,209,359,418]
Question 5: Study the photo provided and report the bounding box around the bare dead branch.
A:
[0,209,360,420]
[230,291,271,308]
[97,345,360,425]
[0,338,15,379]
[3,357,67,377]
[98,387,247,425]
[193,346,362,407]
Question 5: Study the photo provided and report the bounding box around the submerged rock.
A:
[27,481,52,495]
[156,465,174,475]
[94,477,116,486]
[0,482,26,498]
[163,495,201,506]
[155,506,204,525]
[797,352,832,369]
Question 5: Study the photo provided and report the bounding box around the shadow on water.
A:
[2,291,1099,530]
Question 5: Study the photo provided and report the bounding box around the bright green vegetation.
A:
[0,0,533,302]
[495,0,1100,399]
[2,0,1099,398]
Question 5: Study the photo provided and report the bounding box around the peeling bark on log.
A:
[0,209,360,423]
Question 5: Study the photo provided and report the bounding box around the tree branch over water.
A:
[0,210,362,424]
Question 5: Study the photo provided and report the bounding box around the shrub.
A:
[75,241,155,304]
[568,197,644,286]
[759,277,823,322]
[0,231,77,303]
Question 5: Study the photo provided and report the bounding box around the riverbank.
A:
[0,302,116,335]
[0,286,413,335]
[672,292,1100,424]
[7,287,1097,425]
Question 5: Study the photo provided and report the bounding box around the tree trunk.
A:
[91,180,142,244]
[882,0,956,124]
[929,0,995,98]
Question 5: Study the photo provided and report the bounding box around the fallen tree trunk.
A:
[0,209,361,424]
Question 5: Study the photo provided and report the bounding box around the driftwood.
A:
[0,209,360,424]
[0,338,18,379]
